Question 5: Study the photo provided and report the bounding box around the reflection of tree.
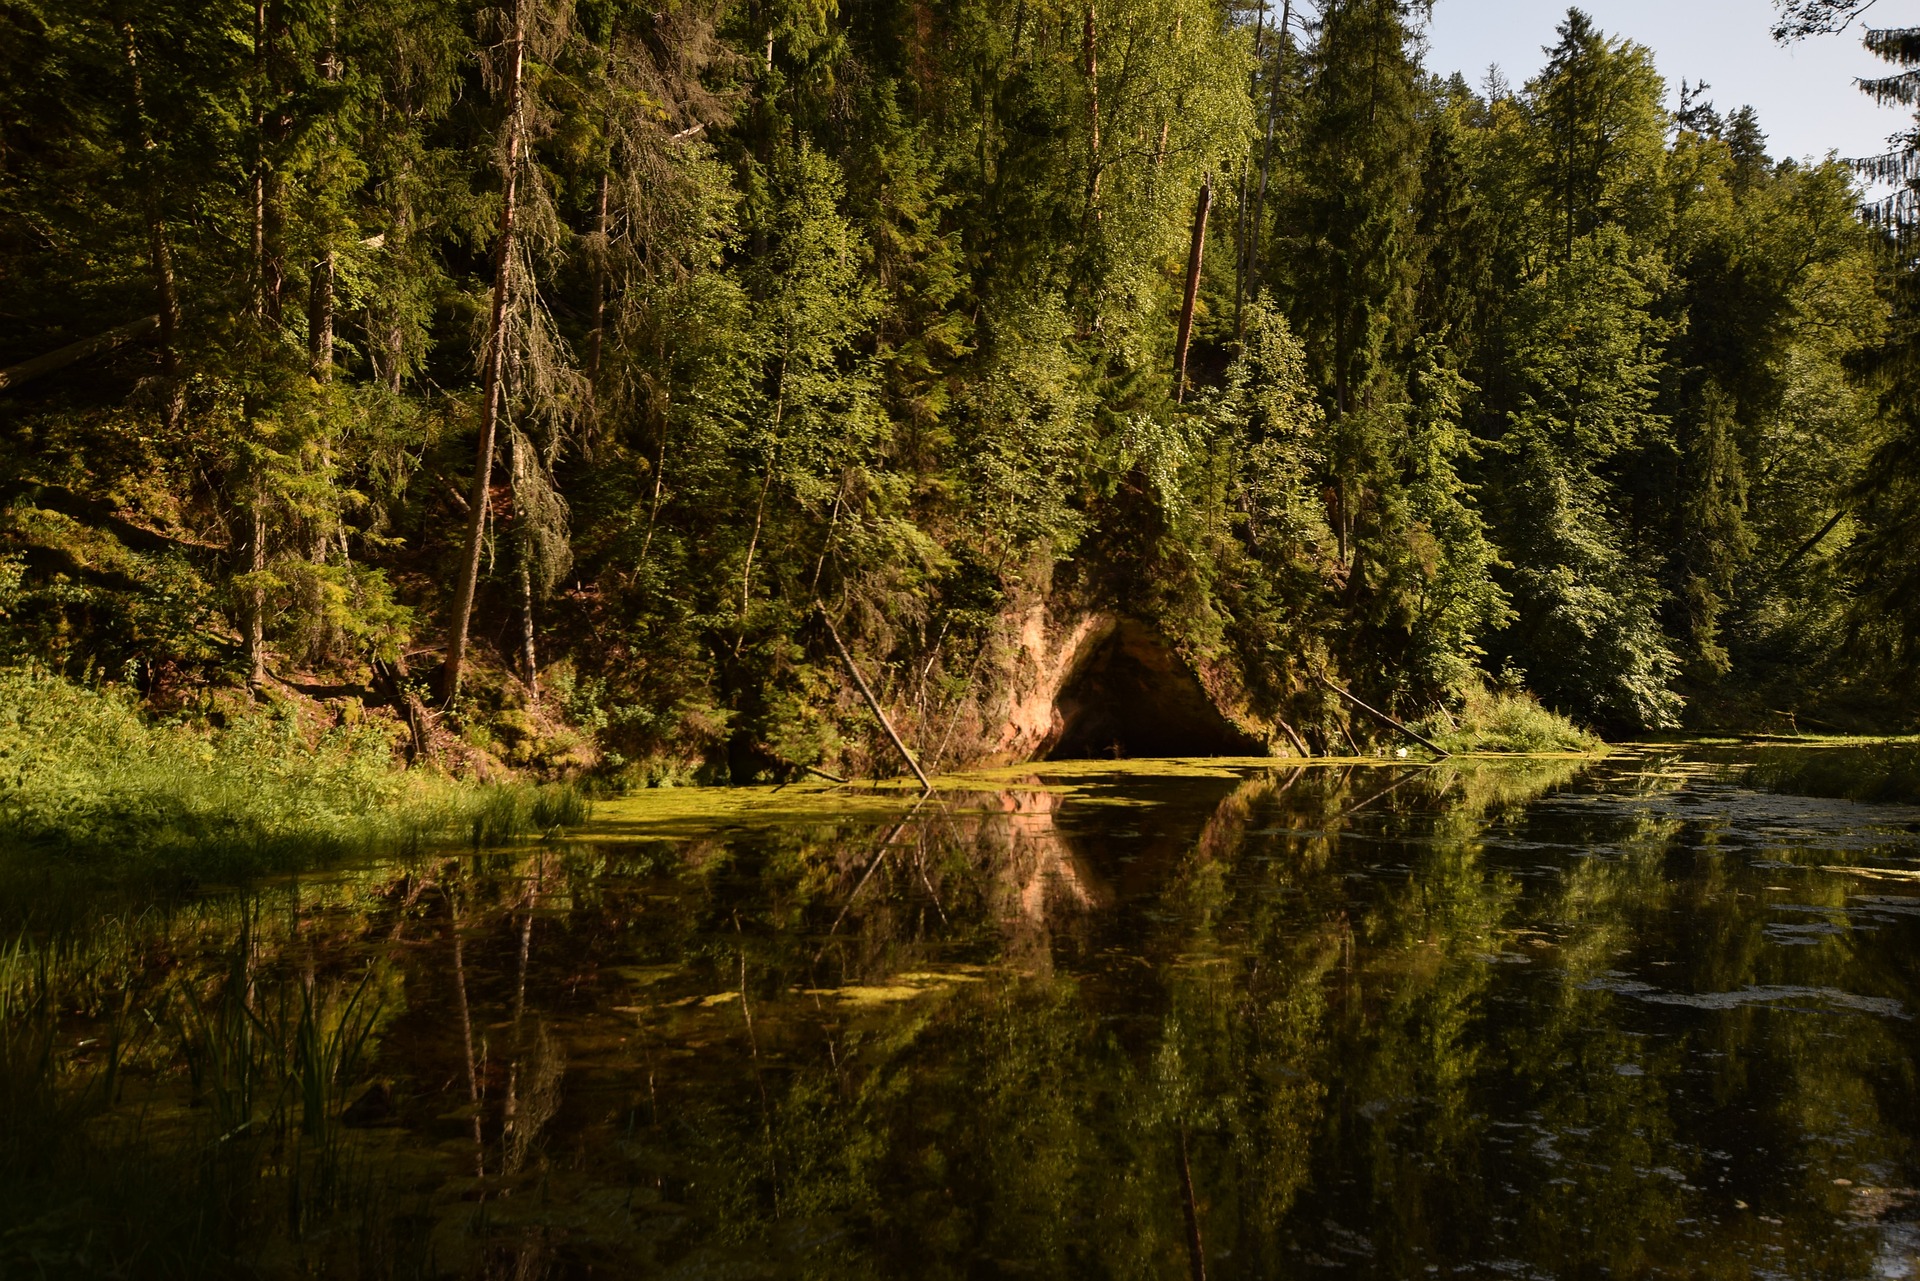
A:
[18,754,1920,1277]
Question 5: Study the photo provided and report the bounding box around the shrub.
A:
[1431,683,1604,754]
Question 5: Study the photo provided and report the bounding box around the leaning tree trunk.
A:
[1175,175,1212,401]
[443,0,527,704]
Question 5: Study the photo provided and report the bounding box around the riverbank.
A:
[0,666,585,888]
[1742,738,1920,805]
[0,663,1600,888]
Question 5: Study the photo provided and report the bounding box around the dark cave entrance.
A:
[1044,619,1265,760]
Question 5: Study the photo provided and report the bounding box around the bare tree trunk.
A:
[252,0,267,318]
[1249,0,1290,303]
[308,14,340,570]
[1233,0,1267,331]
[257,0,288,326]
[586,170,610,392]
[376,208,407,393]
[509,428,539,692]
[637,412,669,568]
[519,561,538,693]
[148,213,184,432]
[247,499,268,686]
[241,0,283,688]
[310,249,335,567]
[308,253,334,381]
[735,368,786,651]
[118,21,184,432]
[1084,3,1101,215]
[309,8,338,385]
[444,0,528,704]
[1175,175,1212,401]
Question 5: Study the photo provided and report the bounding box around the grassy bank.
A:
[0,666,586,885]
[1425,685,1605,755]
[1742,739,1920,805]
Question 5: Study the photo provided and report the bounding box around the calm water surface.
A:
[40,750,1920,1276]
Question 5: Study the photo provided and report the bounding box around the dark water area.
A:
[11,750,1920,1278]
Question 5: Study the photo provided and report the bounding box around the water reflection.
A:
[8,753,1920,1277]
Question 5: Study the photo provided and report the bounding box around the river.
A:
[7,748,1920,1277]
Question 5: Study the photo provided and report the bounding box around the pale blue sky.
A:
[1421,0,1911,168]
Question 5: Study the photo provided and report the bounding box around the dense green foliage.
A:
[0,666,585,880]
[0,0,1912,778]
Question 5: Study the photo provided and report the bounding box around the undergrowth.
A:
[0,666,587,883]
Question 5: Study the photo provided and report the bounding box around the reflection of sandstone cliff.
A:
[953,607,1270,765]
[935,785,1113,973]
[991,786,1112,920]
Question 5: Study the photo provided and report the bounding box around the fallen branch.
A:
[0,315,160,392]
[1273,716,1311,758]
[818,601,933,794]
[1776,506,1848,577]
[1317,675,1450,758]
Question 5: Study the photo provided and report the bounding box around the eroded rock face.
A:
[1047,619,1267,759]
[981,605,1268,763]
[986,607,1115,762]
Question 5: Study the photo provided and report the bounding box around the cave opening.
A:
[1044,619,1265,759]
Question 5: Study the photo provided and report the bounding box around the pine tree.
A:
[1840,20,1920,685]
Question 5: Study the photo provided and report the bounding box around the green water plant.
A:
[0,907,416,1276]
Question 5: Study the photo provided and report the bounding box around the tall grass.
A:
[1428,684,1604,755]
[0,908,418,1275]
[0,665,587,885]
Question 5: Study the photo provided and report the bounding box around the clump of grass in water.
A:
[0,665,588,884]
[465,777,591,846]
[1744,741,1920,805]
[0,908,416,1274]
[1428,683,1603,754]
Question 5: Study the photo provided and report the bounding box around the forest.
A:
[4,0,1919,784]
[13,4,1920,1272]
